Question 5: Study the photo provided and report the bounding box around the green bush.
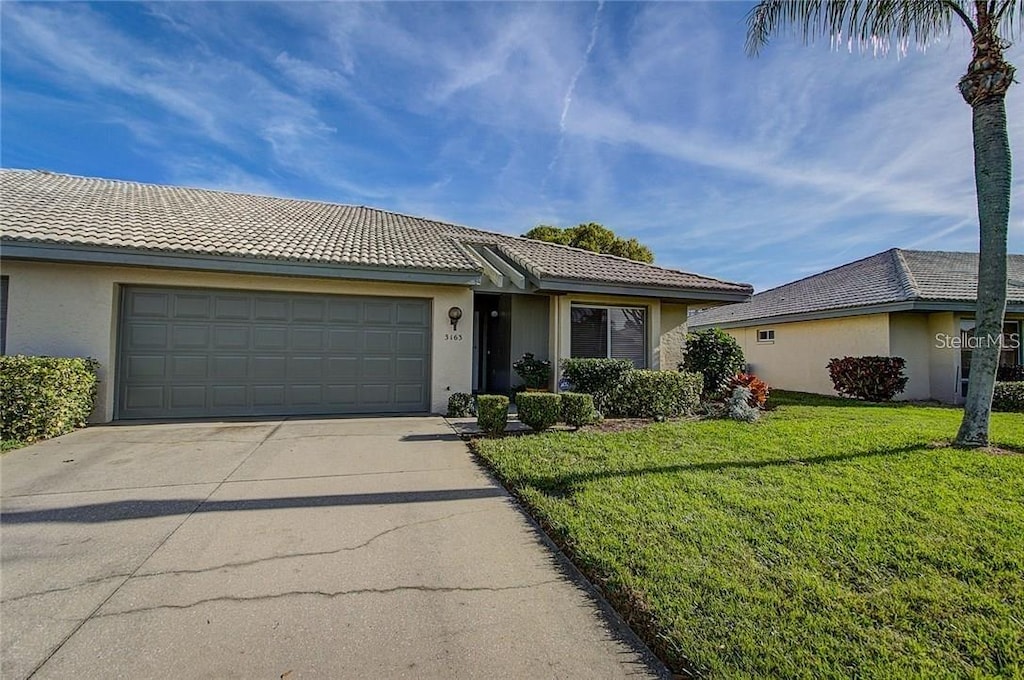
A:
[476,395,509,437]
[560,358,634,411]
[512,353,551,389]
[560,392,596,428]
[681,328,746,398]
[992,382,1024,413]
[446,392,474,417]
[827,356,909,401]
[607,370,703,419]
[0,355,99,442]
[516,392,561,431]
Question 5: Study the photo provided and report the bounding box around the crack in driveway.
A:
[93,580,563,619]
[130,507,494,580]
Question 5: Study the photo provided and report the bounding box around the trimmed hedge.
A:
[607,370,703,419]
[446,392,474,417]
[516,392,561,431]
[992,382,1024,413]
[827,356,909,402]
[682,328,746,397]
[0,355,99,443]
[560,358,634,411]
[476,395,509,437]
[560,392,596,428]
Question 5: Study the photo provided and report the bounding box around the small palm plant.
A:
[513,353,552,390]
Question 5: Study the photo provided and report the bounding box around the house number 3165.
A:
[444,333,464,342]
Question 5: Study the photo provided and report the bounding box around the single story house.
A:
[0,169,751,421]
[689,248,1024,404]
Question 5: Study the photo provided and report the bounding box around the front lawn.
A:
[473,392,1024,678]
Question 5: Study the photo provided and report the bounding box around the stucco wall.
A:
[888,312,932,401]
[659,303,688,371]
[926,311,959,403]
[726,314,891,396]
[2,260,473,421]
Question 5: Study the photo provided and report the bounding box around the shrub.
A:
[992,382,1024,413]
[560,358,634,411]
[560,392,597,428]
[512,353,551,389]
[681,329,746,398]
[827,356,909,401]
[728,373,770,408]
[516,392,561,431]
[446,392,474,417]
[476,395,509,437]
[997,365,1024,382]
[0,355,99,443]
[726,387,760,423]
[607,370,703,419]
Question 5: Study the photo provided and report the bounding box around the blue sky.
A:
[2,2,1021,291]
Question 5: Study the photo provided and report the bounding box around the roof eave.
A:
[690,299,1024,329]
[533,276,753,303]
[0,240,483,287]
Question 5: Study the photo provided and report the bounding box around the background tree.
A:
[523,222,655,263]
[747,0,1019,447]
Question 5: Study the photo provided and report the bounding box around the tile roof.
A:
[690,248,1024,327]
[0,169,751,296]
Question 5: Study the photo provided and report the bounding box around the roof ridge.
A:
[891,248,921,300]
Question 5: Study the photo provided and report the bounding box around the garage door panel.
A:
[291,328,325,351]
[172,325,210,348]
[396,357,426,380]
[252,356,287,379]
[363,330,394,353]
[129,292,169,317]
[213,296,250,320]
[119,287,430,418]
[253,327,287,350]
[173,294,211,319]
[254,297,289,321]
[395,384,425,405]
[359,384,391,404]
[396,330,427,353]
[124,385,164,410]
[329,329,360,351]
[170,385,206,409]
[364,303,393,324]
[127,355,165,379]
[211,385,247,408]
[328,300,360,323]
[214,326,249,349]
[326,357,358,379]
[252,385,286,407]
[170,356,207,379]
[128,324,167,349]
[212,356,248,379]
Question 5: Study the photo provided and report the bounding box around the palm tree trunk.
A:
[955,96,1012,447]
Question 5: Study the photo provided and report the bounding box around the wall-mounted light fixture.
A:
[448,306,463,331]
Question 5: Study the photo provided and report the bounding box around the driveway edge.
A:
[449,424,673,680]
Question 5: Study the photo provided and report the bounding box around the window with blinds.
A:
[570,305,646,368]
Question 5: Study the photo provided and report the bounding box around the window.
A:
[0,276,7,355]
[757,329,775,343]
[959,319,1021,397]
[570,305,647,368]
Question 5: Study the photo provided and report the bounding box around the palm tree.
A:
[747,1,1019,447]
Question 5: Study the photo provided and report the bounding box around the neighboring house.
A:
[690,248,1024,404]
[0,170,751,421]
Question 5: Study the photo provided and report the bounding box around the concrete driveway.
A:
[1,417,664,679]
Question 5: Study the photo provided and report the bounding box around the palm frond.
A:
[746,1,960,55]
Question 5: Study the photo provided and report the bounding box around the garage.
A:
[117,286,431,419]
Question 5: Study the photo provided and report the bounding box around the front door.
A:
[473,294,511,395]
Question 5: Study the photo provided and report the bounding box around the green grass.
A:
[1,439,27,453]
[473,392,1024,679]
